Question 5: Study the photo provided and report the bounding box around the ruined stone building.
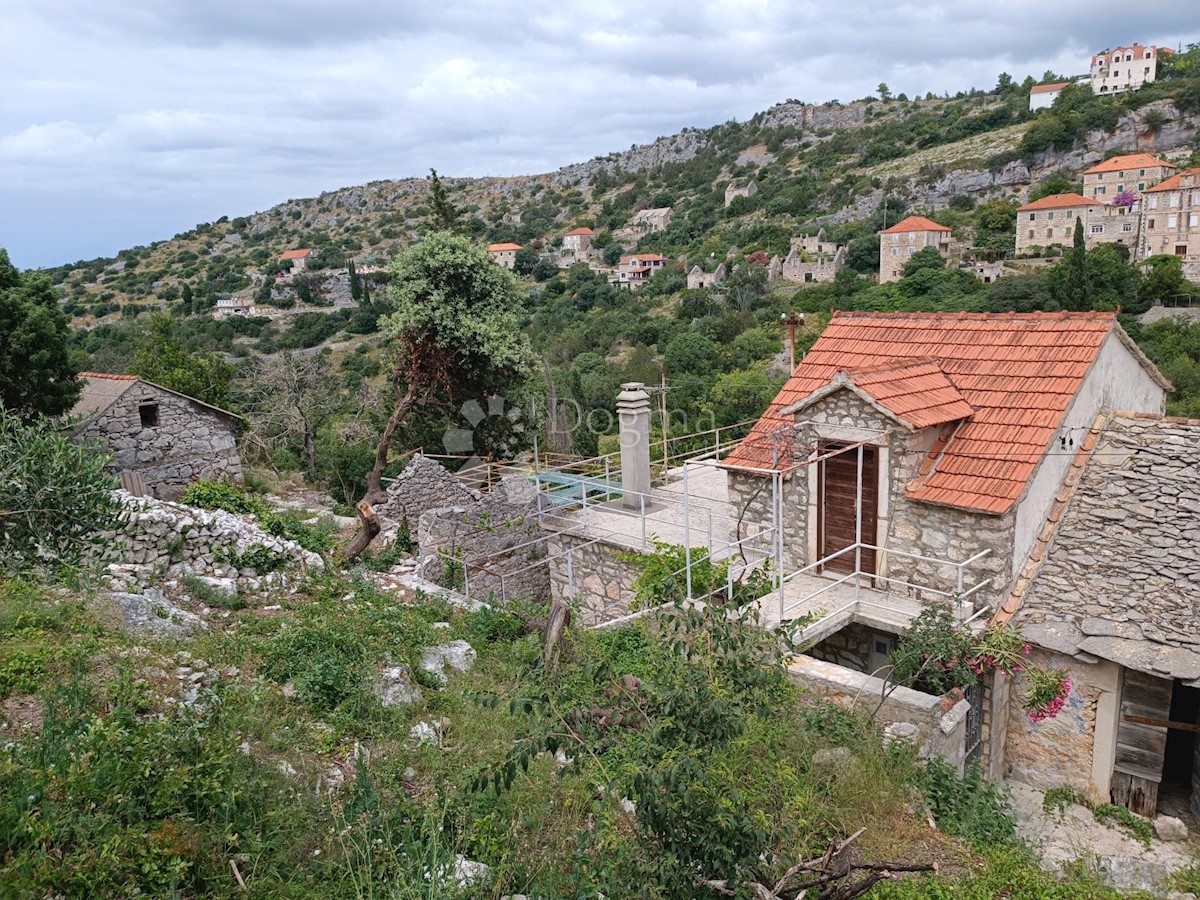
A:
[724,179,758,207]
[71,373,243,500]
[686,262,726,290]
[774,229,846,283]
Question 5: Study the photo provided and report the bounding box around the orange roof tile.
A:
[880,216,951,235]
[620,254,667,264]
[723,311,1164,515]
[488,242,522,251]
[565,227,595,236]
[279,249,312,260]
[1030,82,1069,94]
[78,371,138,381]
[1017,192,1101,212]
[1082,153,1173,175]
[1142,168,1200,193]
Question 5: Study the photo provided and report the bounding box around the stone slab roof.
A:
[723,311,1169,514]
[70,373,242,426]
[1013,413,1200,684]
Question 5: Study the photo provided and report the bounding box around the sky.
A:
[1,1,1197,270]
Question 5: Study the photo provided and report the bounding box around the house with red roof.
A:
[1090,45,1171,95]
[722,310,1169,620]
[1082,153,1175,201]
[487,242,523,269]
[1028,81,1069,112]
[561,227,595,255]
[617,253,669,289]
[1015,193,1103,255]
[878,216,952,283]
[1141,168,1200,280]
[279,248,314,273]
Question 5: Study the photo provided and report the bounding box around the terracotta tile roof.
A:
[1017,192,1101,212]
[279,249,312,260]
[487,243,522,251]
[723,311,1164,515]
[786,358,976,431]
[565,227,595,236]
[620,254,667,264]
[1082,153,1173,175]
[1142,168,1200,193]
[880,216,951,235]
[1030,82,1069,94]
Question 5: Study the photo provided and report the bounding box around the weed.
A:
[1043,785,1091,816]
[1093,803,1153,847]
[914,758,1017,849]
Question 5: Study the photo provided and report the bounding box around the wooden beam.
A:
[1124,714,1200,735]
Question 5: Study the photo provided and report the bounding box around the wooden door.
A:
[1112,669,1172,816]
[818,443,878,575]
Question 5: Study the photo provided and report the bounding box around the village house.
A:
[617,253,669,288]
[279,248,314,273]
[1029,82,1069,111]
[214,294,255,318]
[487,242,522,269]
[626,207,673,235]
[724,179,758,207]
[778,229,847,283]
[997,412,1200,818]
[1015,193,1102,255]
[878,216,952,283]
[1140,168,1200,281]
[686,262,727,290]
[1082,153,1176,201]
[1090,45,1171,95]
[561,226,595,255]
[70,373,243,500]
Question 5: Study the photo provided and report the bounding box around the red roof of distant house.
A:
[280,249,313,260]
[78,371,138,381]
[1142,169,1200,193]
[723,311,1169,515]
[1017,192,1100,212]
[488,243,522,251]
[620,254,667,264]
[880,216,951,235]
[1030,82,1069,94]
[1082,153,1173,175]
[565,227,595,236]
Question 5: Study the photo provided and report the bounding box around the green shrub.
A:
[914,758,1017,849]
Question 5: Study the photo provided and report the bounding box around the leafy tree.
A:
[986,275,1054,312]
[1138,254,1191,312]
[426,168,463,232]
[348,260,362,303]
[0,407,124,577]
[901,246,946,278]
[130,314,237,409]
[663,332,718,376]
[846,235,880,274]
[0,249,80,419]
[513,246,539,276]
[877,82,892,102]
[1028,171,1082,202]
[995,72,1015,95]
[532,258,559,282]
[346,232,535,558]
[723,263,768,312]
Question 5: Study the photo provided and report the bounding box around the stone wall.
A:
[546,531,642,626]
[789,655,971,774]
[81,383,241,500]
[1003,648,1122,803]
[110,490,323,579]
[808,622,875,673]
[378,454,482,530]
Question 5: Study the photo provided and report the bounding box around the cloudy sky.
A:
[2,1,1196,269]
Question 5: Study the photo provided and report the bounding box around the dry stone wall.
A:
[547,531,642,626]
[379,454,482,531]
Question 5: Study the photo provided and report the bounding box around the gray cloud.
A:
[1,0,1196,267]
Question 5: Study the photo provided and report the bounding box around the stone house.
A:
[627,207,672,234]
[1141,168,1200,281]
[878,216,952,283]
[1090,45,1171,95]
[280,248,314,273]
[724,179,758,207]
[779,229,846,283]
[617,253,668,289]
[686,262,726,290]
[997,413,1200,818]
[720,310,1172,790]
[71,373,243,500]
[1082,153,1175,202]
[561,227,595,255]
[487,242,522,269]
[1029,82,1069,112]
[1015,193,1102,255]
[215,294,255,318]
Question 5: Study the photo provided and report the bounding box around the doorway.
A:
[1160,681,1200,818]
[817,442,878,575]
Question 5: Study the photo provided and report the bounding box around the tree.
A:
[723,263,768,313]
[130,314,237,409]
[901,246,945,278]
[513,246,539,276]
[345,232,535,559]
[846,235,880,274]
[243,353,344,479]
[995,72,1015,95]
[0,406,123,577]
[877,82,892,102]
[1137,254,1190,311]
[348,260,362,303]
[0,249,80,420]
[426,168,463,232]
[663,332,718,376]
[1051,218,1092,311]
[1028,171,1081,202]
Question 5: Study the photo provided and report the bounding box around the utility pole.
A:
[654,373,670,477]
[779,312,805,371]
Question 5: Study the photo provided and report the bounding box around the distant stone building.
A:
[215,295,255,318]
[487,242,522,269]
[627,207,673,235]
[618,254,669,289]
[1089,44,1171,95]
[71,373,242,500]
[280,248,314,273]
[1015,193,1102,255]
[1082,153,1176,202]
[1028,82,1069,111]
[1141,168,1200,280]
[724,179,758,207]
[779,229,847,283]
[686,262,727,290]
[561,227,595,254]
[878,216,952,283]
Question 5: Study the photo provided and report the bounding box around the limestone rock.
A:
[1153,815,1188,842]
[100,588,208,639]
[420,640,477,685]
[376,665,422,707]
[813,747,854,767]
[410,721,440,746]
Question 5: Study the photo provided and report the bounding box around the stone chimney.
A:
[617,382,652,510]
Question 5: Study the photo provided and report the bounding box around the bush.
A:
[179,480,335,554]
[915,758,1017,849]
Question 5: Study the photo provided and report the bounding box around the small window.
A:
[1123,223,1134,232]
[891,247,899,256]
[1148,196,1157,209]
[1097,186,1106,195]
[139,403,160,428]
[1191,214,1199,228]
[1139,169,1146,176]
[1149,218,1156,229]
[1048,211,1054,219]
[1176,245,1188,257]
[1091,225,1104,234]
[907,247,916,255]
[1169,215,1179,228]
[1028,229,1035,239]
[1029,213,1035,221]
[1138,183,1145,191]
[1046,228,1054,238]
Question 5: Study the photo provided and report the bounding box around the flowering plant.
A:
[1111,190,1137,208]
[1025,668,1071,723]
